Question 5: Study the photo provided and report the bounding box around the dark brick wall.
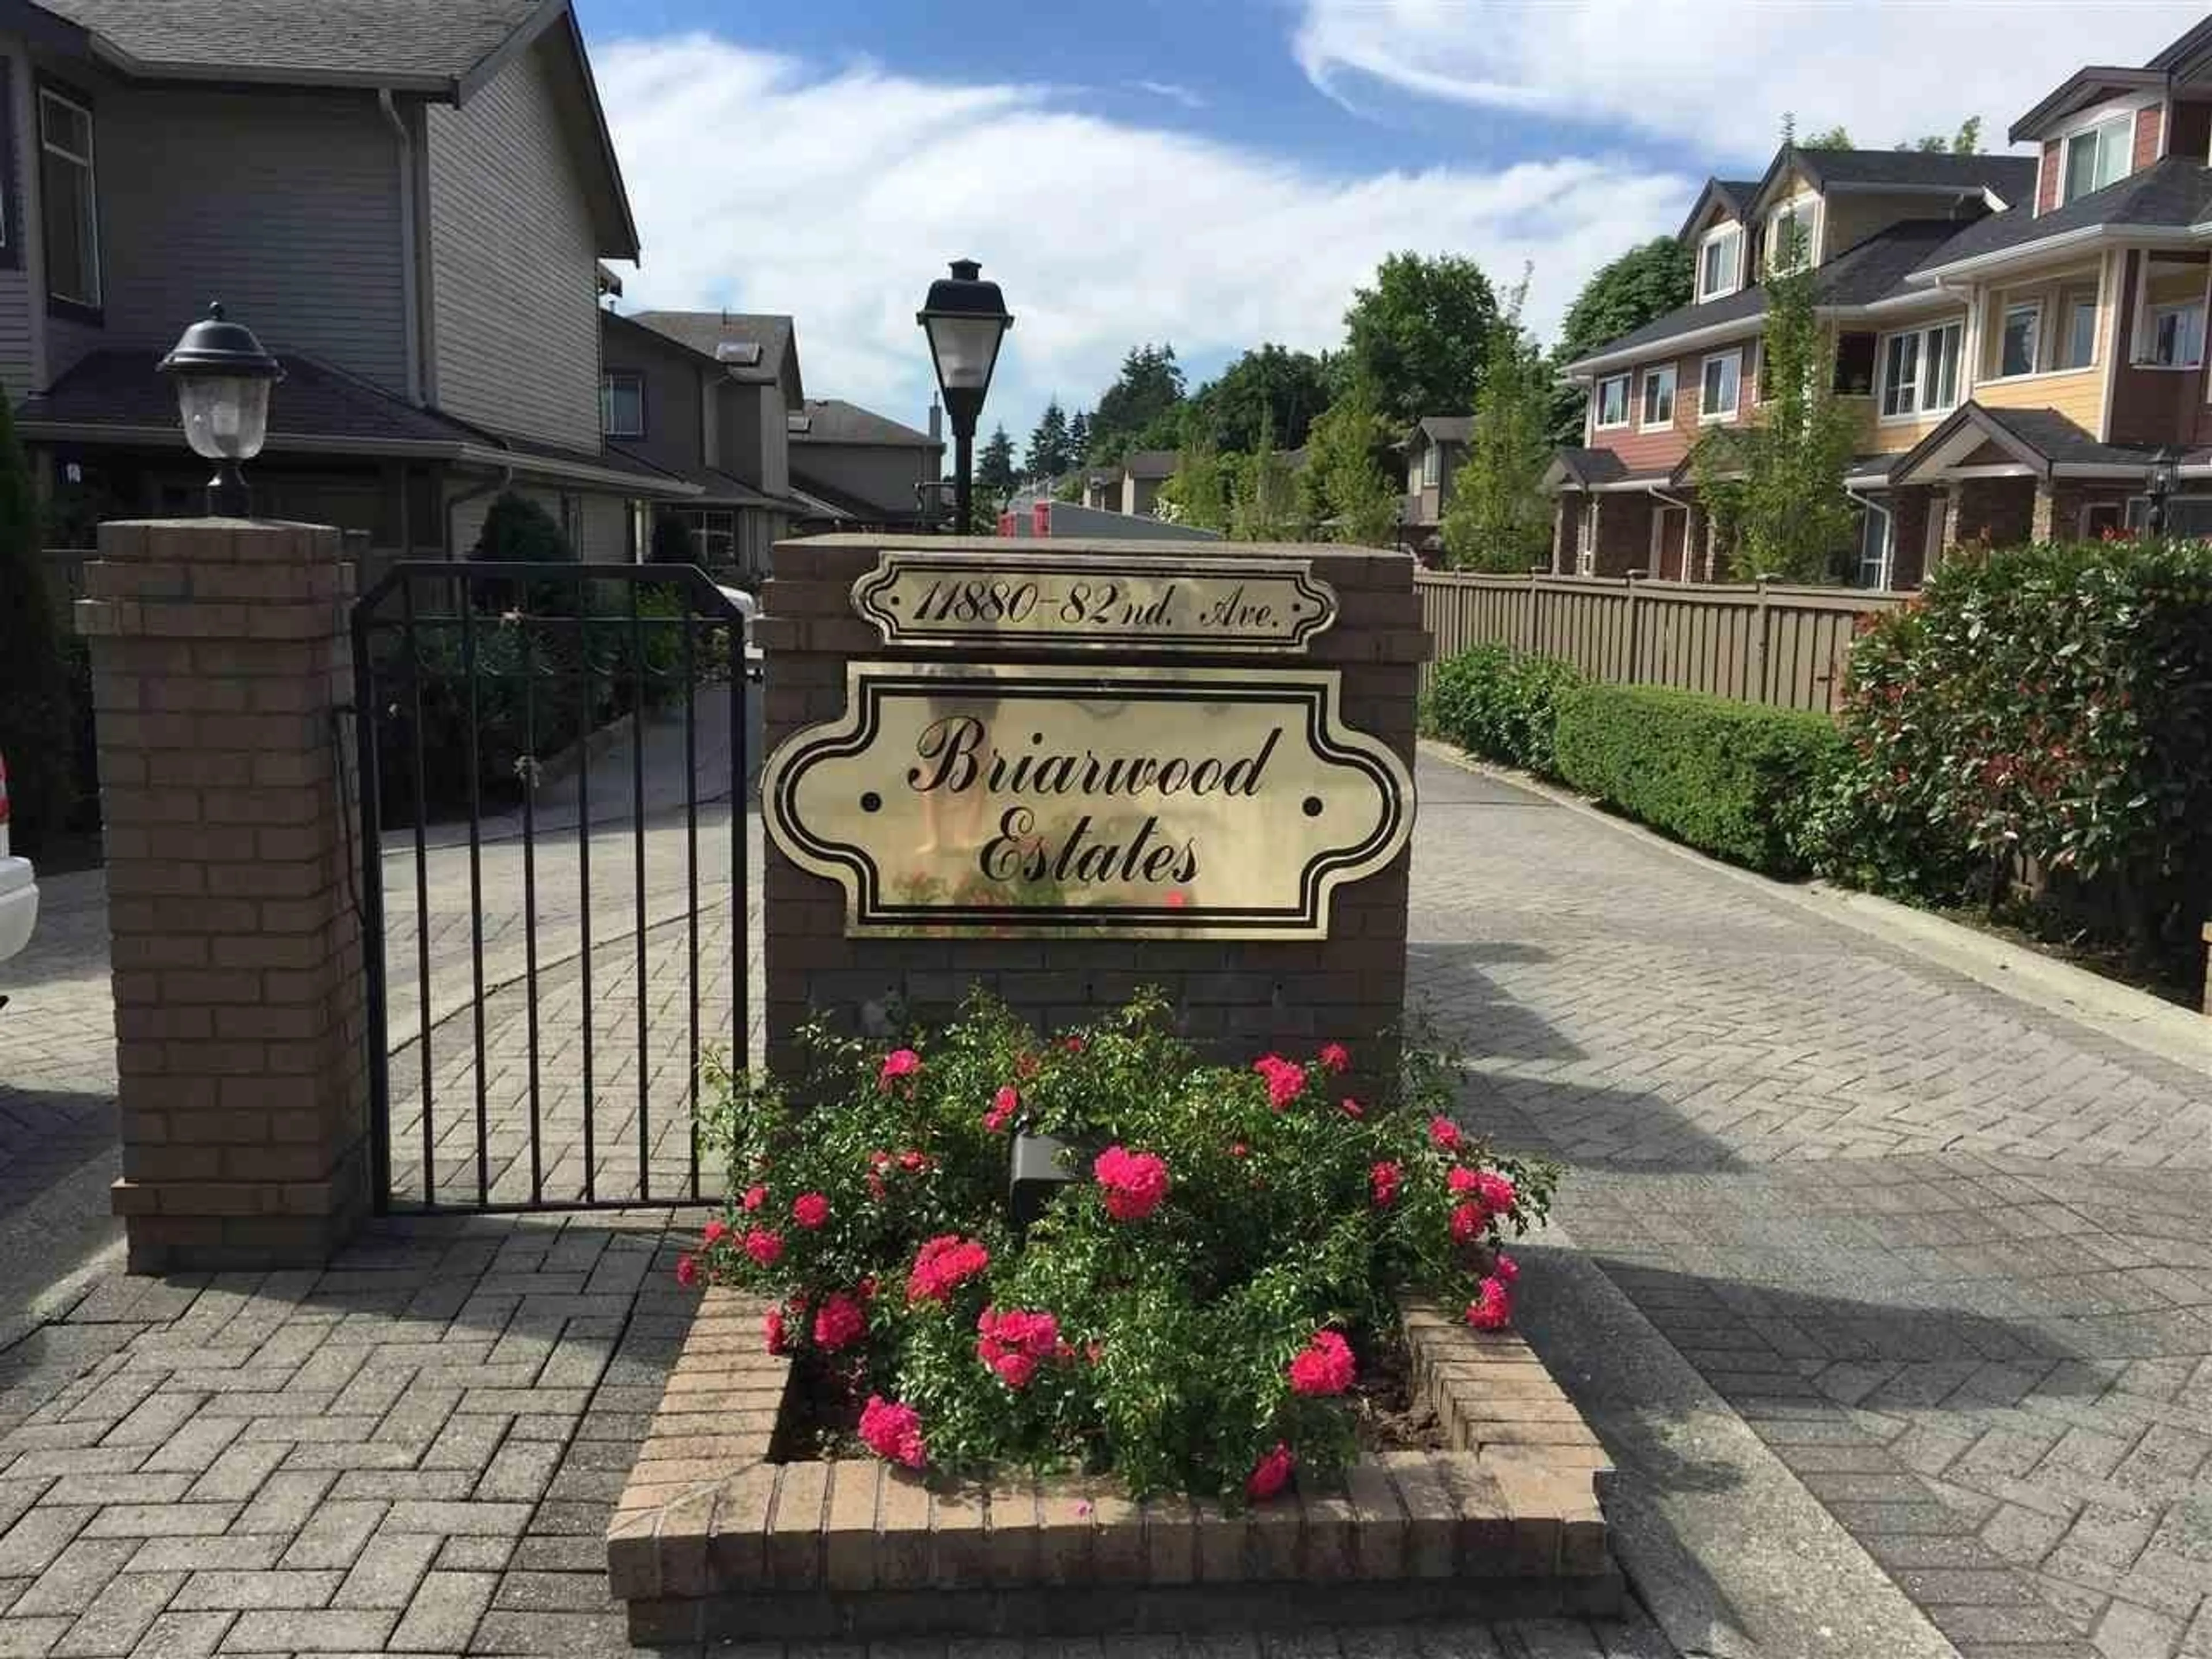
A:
[756,536,1422,1091]
[1590,495,1651,576]
[1951,478,2033,553]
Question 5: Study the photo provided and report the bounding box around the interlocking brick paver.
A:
[389,1574,496,1653]
[1421,755,2212,1653]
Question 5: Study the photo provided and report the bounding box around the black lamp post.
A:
[158,302,283,518]
[916,259,1013,534]
[2146,447,2180,538]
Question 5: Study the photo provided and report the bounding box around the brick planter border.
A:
[608,1289,1617,1639]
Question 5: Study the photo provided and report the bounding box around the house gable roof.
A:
[1565,218,1969,373]
[1122,449,1180,479]
[1413,415,1474,448]
[2008,67,2167,142]
[1889,400,2164,484]
[788,398,940,449]
[1907,154,2212,279]
[627,310,802,403]
[1675,177,1762,244]
[1750,145,2037,216]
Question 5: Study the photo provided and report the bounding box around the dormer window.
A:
[2062,114,2132,204]
[1698,225,1742,302]
[1766,192,1820,276]
[716,340,762,366]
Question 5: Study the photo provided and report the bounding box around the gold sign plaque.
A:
[851,551,1336,653]
[762,662,1413,938]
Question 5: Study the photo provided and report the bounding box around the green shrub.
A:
[696,991,1556,1504]
[648,513,695,565]
[1553,683,1844,874]
[472,490,573,562]
[1810,539,2212,970]
[1422,644,1582,776]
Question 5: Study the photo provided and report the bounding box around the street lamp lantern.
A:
[916,259,1012,533]
[158,301,283,518]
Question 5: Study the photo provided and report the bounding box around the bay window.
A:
[2059,284,2099,369]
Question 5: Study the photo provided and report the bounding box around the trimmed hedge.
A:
[1422,644,1583,777]
[1553,683,1844,876]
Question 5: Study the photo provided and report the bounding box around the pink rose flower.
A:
[858,1395,927,1468]
[1253,1055,1307,1111]
[906,1234,990,1304]
[1465,1276,1513,1331]
[791,1192,830,1229]
[1429,1115,1464,1153]
[1492,1250,1519,1285]
[1370,1161,1402,1207]
[1092,1146,1170,1222]
[674,1254,698,1288]
[812,1291,866,1352]
[1339,1097,1364,1120]
[1472,1171,1518,1214]
[1247,1441,1296,1501]
[984,1086,1020,1133]
[763,1306,789,1354]
[741,1228,783,1267]
[1317,1042,1350,1074]
[878,1048,922,1091]
[741,1185,767,1212]
[1287,1330,1356,1397]
[1450,1202,1484,1245]
[701,1218,729,1247]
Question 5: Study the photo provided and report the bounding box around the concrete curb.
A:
[1417,740,2211,1081]
[1512,1220,1963,1659]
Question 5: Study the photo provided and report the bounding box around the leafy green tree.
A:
[1547,237,1694,446]
[1183,344,1333,453]
[1804,124,1852,149]
[1689,220,1857,582]
[1024,401,1071,482]
[474,490,574,561]
[1301,376,1400,548]
[976,425,1020,508]
[1903,116,1982,154]
[1342,252,1501,426]
[1088,344,1185,461]
[1442,278,1553,573]
[1229,410,1302,541]
[1159,438,1231,533]
[0,400,74,855]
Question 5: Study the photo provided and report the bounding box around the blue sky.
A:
[576,0,2205,457]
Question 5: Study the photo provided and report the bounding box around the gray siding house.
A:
[786,397,945,531]
[601,308,819,579]
[8,0,694,556]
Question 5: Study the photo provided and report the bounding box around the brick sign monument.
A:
[757,535,1427,1083]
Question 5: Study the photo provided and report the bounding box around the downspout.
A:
[378,90,424,406]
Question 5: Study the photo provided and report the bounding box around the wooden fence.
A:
[1414,571,1903,713]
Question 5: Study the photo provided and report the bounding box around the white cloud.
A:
[596,35,1691,449]
[1294,0,2206,165]
[1130,79,1209,110]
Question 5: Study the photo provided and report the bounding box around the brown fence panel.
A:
[1414,571,1900,714]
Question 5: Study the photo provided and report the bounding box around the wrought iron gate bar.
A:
[350,559,749,1215]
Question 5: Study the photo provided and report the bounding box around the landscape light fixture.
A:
[159,301,283,518]
[916,259,1013,533]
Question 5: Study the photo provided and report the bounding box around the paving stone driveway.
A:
[1418,756,2212,1659]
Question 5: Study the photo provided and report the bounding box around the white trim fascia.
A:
[1564,316,1763,377]
[1982,363,2104,389]
[1843,468,1899,488]
[1910,223,2199,285]
[1948,463,2039,478]
[2051,461,2161,478]
[1590,476,1671,493]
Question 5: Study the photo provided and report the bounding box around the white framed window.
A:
[1878,321,1962,419]
[1699,350,1740,422]
[1856,502,1893,589]
[38,86,100,310]
[1698,225,1742,301]
[1419,442,1440,487]
[600,371,643,438]
[1594,374,1631,430]
[2146,299,2205,368]
[2062,114,2133,204]
[1766,192,1820,276]
[1639,364,1676,428]
[1998,301,2042,377]
[2059,283,2100,369]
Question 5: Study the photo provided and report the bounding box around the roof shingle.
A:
[35,0,547,86]
[1908,154,2212,275]
[626,311,796,387]
[788,399,939,449]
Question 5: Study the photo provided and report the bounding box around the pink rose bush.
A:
[688,991,1553,1503]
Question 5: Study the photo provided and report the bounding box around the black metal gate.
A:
[350,562,751,1213]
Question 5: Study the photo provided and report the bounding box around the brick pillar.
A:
[77,520,369,1272]
[2031,480,2055,543]
[1938,486,1961,557]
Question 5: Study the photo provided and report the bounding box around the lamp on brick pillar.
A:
[2147,447,2180,539]
[916,260,1013,535]
[158,302,283,518]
